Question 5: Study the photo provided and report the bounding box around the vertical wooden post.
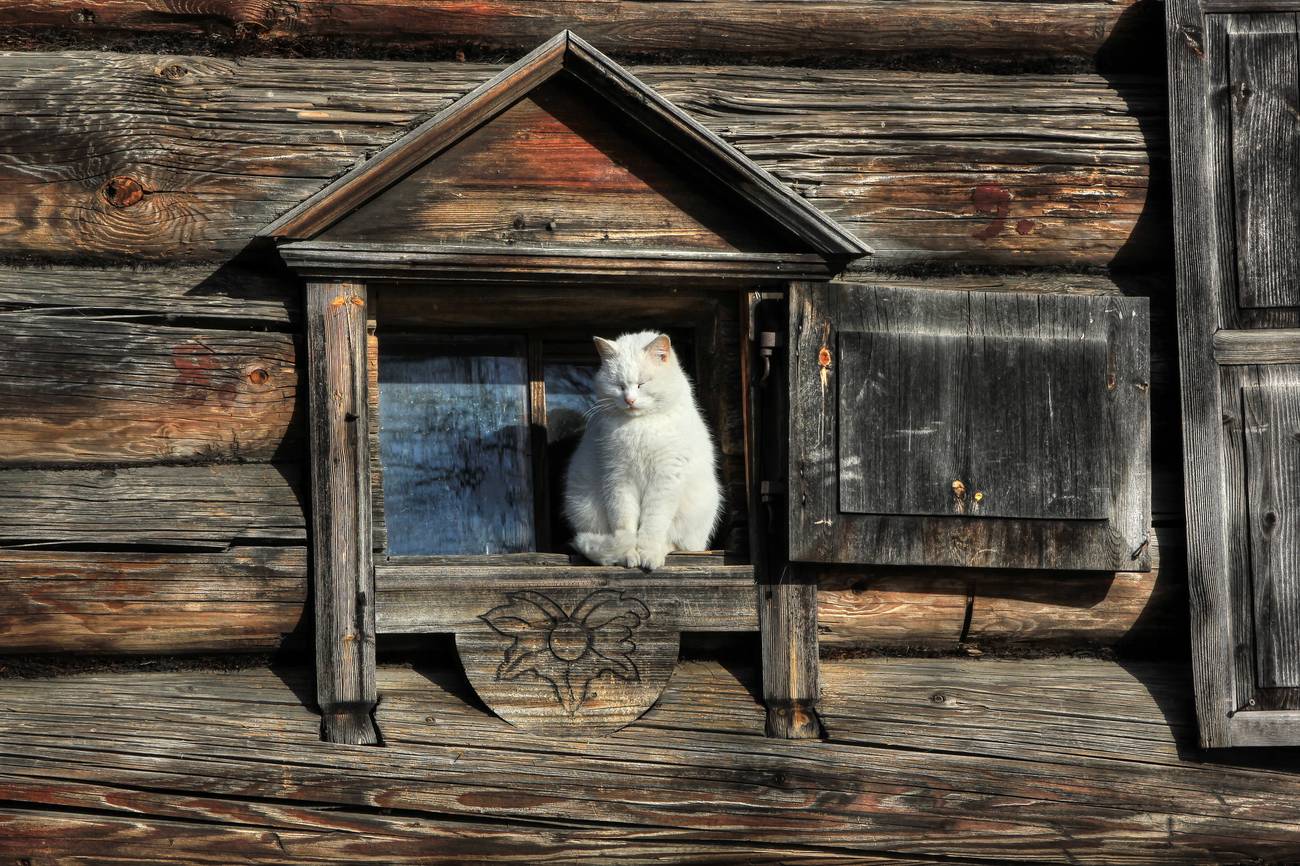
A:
[305,279,378,745]
[749,291,822,739]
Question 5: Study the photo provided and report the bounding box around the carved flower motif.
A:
[480,589,651,714]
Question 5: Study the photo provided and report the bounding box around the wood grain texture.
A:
[790,282,1150,571]
[1227,14,1300,310]
[0,0,1160,67]
[0,548,307,654]
[0,264,297,325]
[0,313,298,466]
[1243,384,1300,687]
[8,658,1300,863]
[0,463,304,549]
[375,564,756,633]
[318,74,803,254]
[1215,327,1300,364]
[1170,1,1237,748]
[0,51,1165,268]
[305,280,376,745]
[0,547,1186,655]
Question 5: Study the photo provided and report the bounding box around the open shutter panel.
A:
[788,281,1149,572]
[1169,0,1300,745]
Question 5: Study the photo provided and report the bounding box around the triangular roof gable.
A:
[258,31,870,260]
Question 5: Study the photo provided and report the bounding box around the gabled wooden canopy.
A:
[258,30,869,272]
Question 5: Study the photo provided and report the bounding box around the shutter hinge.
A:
[758,330,784,386]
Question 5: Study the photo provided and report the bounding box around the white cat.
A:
[564,331,721,571]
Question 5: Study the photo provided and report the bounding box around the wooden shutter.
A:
[787,282,1149,572]
[1169,0,1300,746]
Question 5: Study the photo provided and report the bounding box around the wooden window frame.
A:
[297,253,827,743]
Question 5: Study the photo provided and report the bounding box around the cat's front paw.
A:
[635,539,671,572]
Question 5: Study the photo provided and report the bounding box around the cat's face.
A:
[591,331,685,417]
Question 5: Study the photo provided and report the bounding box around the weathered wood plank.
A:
[1169,4,1240,747]
[375,564,756,633]
[1243,384,1300,687]
[1214,327,1300,364]
[0,806,899,865]
[0,264,297,325]
[0,464,304,549]
[0,548,306,654]
[1227,14,1300,310]
[791,282,1150,571]
[305,280,377,745]
[0,0,1160,68]
[0,545,1186,655]
[5,659,1300,862]
[0,314,298,466]
[0,51,1165,268]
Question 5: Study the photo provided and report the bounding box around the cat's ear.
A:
[644,334,671,364]
[593,337,620,362]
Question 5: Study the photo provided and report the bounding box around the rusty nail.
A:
[248,368,270,385]
[818,347,832,368]
[973,491,984,502]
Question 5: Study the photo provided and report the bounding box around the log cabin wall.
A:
[0,0,1181,660]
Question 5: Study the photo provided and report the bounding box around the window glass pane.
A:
[379,336,533,555]
[543,361,598,443]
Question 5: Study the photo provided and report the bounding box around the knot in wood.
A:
[100,176,145,209]
[247,367,270,386]
[159,63,190,81]
[511,215,527,230]
[70,8,94,24]
[931,692,947,704]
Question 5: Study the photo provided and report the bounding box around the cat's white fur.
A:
[564,331,721,571]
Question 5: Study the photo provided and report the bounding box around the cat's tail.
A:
[572,532,633,567]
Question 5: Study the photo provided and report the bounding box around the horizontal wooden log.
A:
[0,0,1159,68]
[0,464,305,549]
[819,527,1186,650]
[0,543,1186,654]
[0,806,898,865]
[0,548,306,654]
[375,562,757,633]
[0,314,299,466]
[0,52,1166,268]
[0,264,297,325]
[3,658,1300,862]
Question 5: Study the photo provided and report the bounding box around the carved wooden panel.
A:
[375,563,757,736]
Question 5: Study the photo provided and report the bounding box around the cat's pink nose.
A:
[625,396,637,407]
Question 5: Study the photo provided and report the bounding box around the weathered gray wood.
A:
[0,313,298,466]
[838,294,1111,521]
[1173,6,1238,748]
[10,659,1300,862]
[1243,384,1300,687]
[375,564,756,633]
[1173,5,1300,746]
[1214,328,1300,363]
[305,280,377,746]
[0,264,297,325]
[0,0,1160,68]
[791,282,1149,571]
[1228,14,1300,310]
[0,50,1164,268]
[0,548,307,654]
[0,464,304,549]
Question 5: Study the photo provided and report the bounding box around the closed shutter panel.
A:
[1168,0,1300,746]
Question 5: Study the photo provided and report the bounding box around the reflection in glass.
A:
[379,336,533,555]
[543,360,598,551]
